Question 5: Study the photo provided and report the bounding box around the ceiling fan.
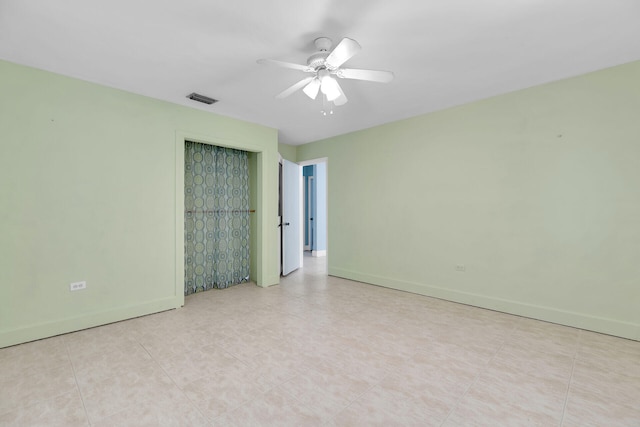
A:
[258,37,394,113]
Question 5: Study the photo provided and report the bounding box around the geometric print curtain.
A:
[184,141,250,295]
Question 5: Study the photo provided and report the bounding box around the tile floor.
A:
[1,255,639,426]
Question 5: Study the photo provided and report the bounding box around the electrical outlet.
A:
[455,264,466,272]
[70,281,86,291]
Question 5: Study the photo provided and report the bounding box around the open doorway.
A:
[279,156,328,275]
[299,158,328,268]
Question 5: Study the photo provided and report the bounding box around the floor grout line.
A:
[559,341,579,427]
[64,340,91,427]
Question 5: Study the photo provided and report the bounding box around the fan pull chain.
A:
[321,93,334,116]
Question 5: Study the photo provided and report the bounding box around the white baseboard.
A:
[328,267,640,341]
[312,250,327,257]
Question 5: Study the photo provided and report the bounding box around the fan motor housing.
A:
[307,52,329,70]
[314,37,332,50]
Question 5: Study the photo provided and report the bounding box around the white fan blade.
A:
[325,37,361,69]
[337,68,394,83]
[333,81,348,106]
[257,59,312,72]
[302,78,321,99]
[276,77,315,99]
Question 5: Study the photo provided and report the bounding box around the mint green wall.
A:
[297,61,640,340]
[0,60,280,348]
[278,143,297,162]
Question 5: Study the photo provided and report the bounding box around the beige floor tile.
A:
[442,345,571,425]
[509,319,580,357]
[276,364,374,421]
[562,386,640,427]
[91,392,209,427]
[71,342,154,391]
[181,363,271,421]
[443,397,561,427]
[135,331,178,358]
[489,345,575,381]
[3,256,639,427]
[576,330,640,376]
[578,330,640,357]
[215,388,323,427]
[217,328,286,360]
[443,374,565,426]
[0,364,77,416]
[157,343,240,387]
[333,384,444,427]
[380,341,486,412]
[361,330,420,361]
[80,363,185,424]
[0,390,88,427]
[64,323,141,360]
[0,336,70,384]
[570,358,640,408]
[378,373,464,420]
[465,369,568,413]
[329,346,401,384]
[241,345,307,388]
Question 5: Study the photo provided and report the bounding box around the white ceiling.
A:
[1,0,639,145]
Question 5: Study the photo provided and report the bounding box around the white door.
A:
[282,159,302,275]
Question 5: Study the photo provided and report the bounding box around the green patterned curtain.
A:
[184,141,250,295]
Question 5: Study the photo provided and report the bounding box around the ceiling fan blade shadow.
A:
[337,68,394,83]
[325,37,361,69]
[276,77,315,99]
[303,78,321,99]
[257,59,312,72]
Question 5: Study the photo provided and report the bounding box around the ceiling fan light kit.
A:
[258,37,394,115]
[302,78,321,99]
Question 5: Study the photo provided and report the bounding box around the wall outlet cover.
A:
[70,281,87,291]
